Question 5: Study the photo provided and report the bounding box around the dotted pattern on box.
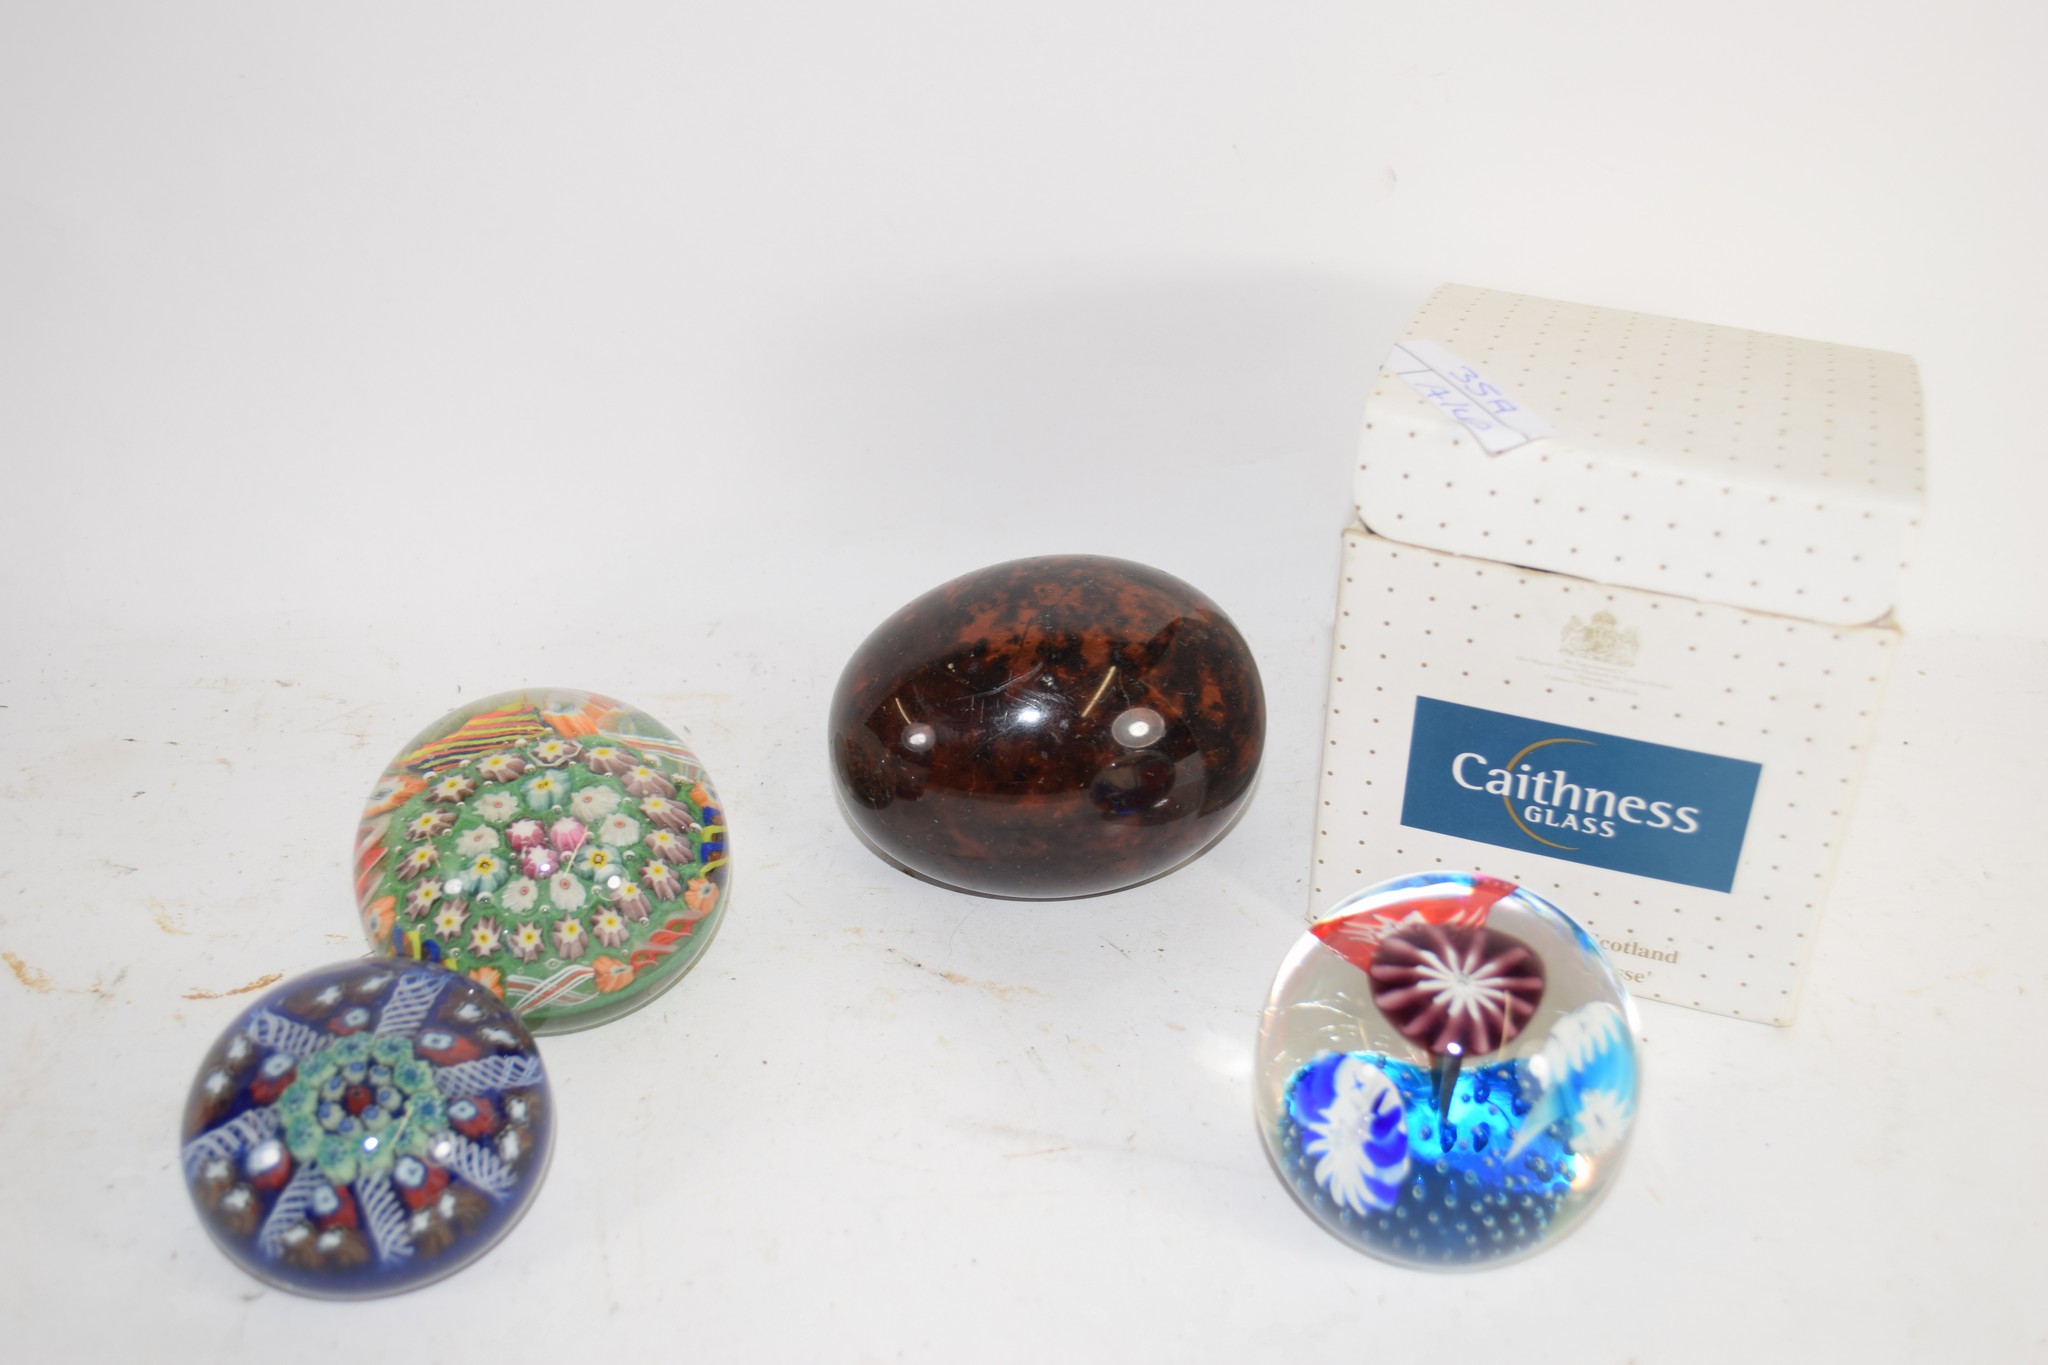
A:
[1310,529,1897,1026]
[1356,284,1925,627]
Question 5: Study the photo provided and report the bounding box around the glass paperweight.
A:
[179,960,554,1298]
[1255,872,1641,1270]
[355,688,731,1033]
[828,555,1264,898]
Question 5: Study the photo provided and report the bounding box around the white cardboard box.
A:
[1311,285,1924,1024]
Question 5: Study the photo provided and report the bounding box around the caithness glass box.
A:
[1312,284,1923,1023]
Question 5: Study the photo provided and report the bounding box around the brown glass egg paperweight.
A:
[828,554,1265,899]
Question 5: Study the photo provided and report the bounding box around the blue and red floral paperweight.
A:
[1255,872,1642,1269]
[180,960,555,1298]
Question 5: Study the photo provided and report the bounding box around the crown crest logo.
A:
[1560,611,1638,666]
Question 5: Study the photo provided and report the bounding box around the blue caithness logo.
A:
[1400,698,1761,893]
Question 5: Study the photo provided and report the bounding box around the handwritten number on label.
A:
[1383,340,1557,455]
[1450,365,1520,413]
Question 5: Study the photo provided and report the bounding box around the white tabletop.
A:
[3,5,2044,1361]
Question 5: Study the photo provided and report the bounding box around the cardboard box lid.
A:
[1355,284,1925,626]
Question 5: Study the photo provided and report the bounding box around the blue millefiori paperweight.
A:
[1255,872,1641,1270]
[179,960,554,1297]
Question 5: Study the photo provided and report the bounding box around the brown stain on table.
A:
[887,947,1043,1000]
[3,952,52,993]
[2,955,125,999]
[183,972,283,1001]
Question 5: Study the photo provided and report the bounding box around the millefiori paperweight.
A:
[1255,872,1641,1269]
[179,960,554,1298]
[355,688,730,1032]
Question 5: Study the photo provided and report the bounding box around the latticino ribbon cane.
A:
[628,913,703,971]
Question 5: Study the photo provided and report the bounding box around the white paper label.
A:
[1385,339,1556,454]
